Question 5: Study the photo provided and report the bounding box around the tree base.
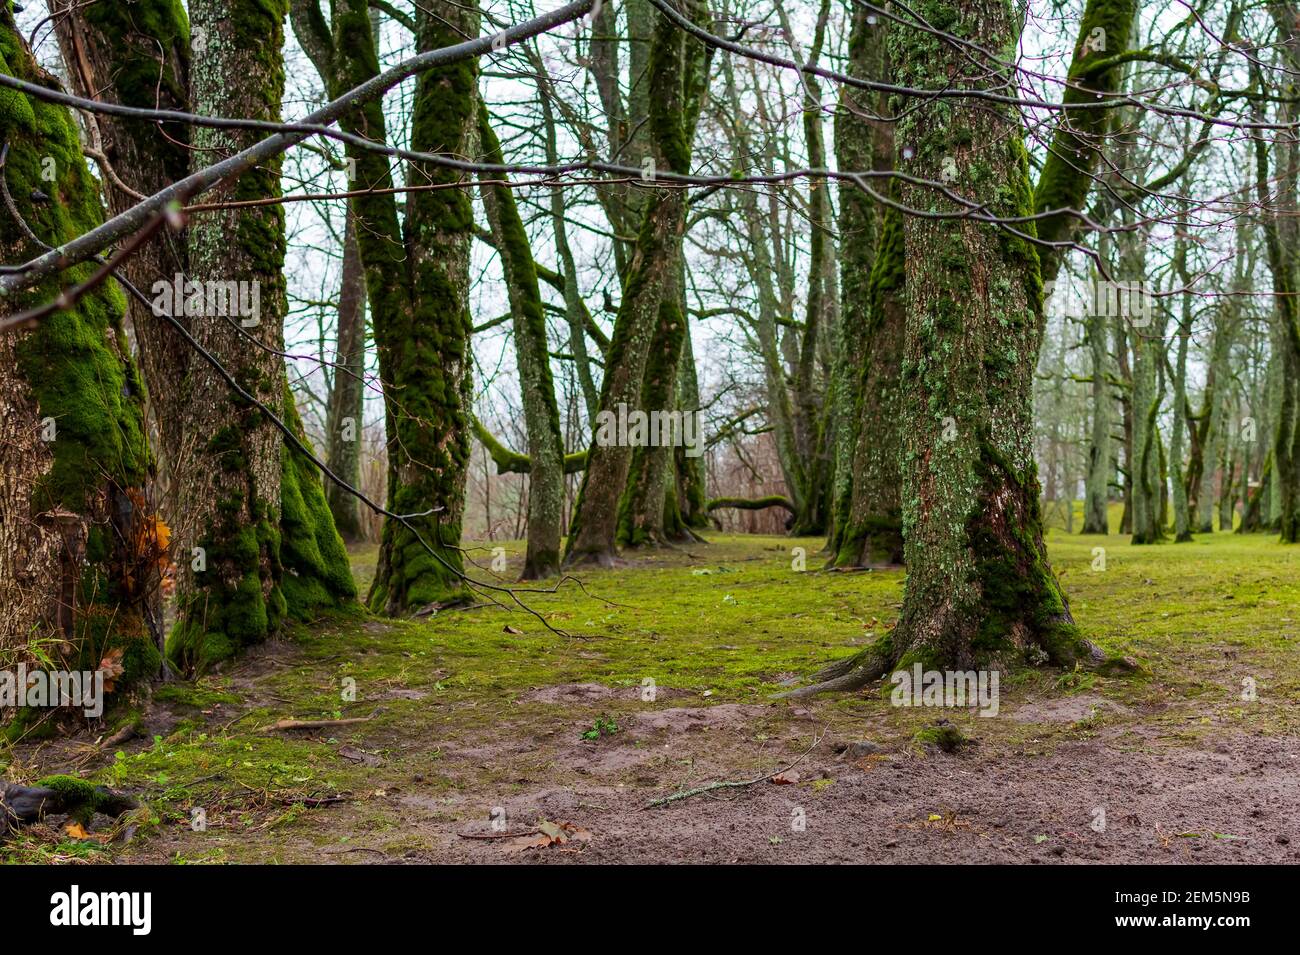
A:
[563,547,622,570]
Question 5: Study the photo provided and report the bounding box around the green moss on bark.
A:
[0,18,156,696]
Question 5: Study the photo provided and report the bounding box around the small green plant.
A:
[581,715,619,740]
[1056,664,1096,693]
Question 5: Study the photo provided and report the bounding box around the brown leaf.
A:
[503,819,591,852]
[97,647,125,693]
[770,770,801,785]
[502,625,524,635]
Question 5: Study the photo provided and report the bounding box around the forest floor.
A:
[4,528,1299,864]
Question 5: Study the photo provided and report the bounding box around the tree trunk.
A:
[790,0,1093,696]
[59,0,354,675]
[675,329,709,530]
[1169,222,1193,542]
[565,5,701,566]
[1033,0,1140,282]
[323,210,367,542]
[0,18,157,708]
[827,4,904,568]
[477,105,565,579]
[1082,300,1112,533]
[169,0,292,669]
[294,0,478,612]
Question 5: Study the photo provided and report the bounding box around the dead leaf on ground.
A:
[503,818,592,852]
[770,770,801,785]
[503,625,524,635]
[337,745,383,767]
[63,821,109,842]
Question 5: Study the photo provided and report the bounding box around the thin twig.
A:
[642,726,827,809]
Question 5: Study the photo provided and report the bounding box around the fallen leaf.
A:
[504,818,592,852]
[770,770,800,785]
[97,648,125,693]
[502,625,524,635]
[338,745,382,767]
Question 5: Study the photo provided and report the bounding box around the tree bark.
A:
[293,0,477,611]
[827,4,904,568]
[57,0,354,675]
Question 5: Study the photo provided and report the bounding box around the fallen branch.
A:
[704,495,795,514]
[259,716,373,733]
[457,829,542,841]
[642,727,826,810]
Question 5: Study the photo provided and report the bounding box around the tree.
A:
[564,3,706,566]
[167,0,354,669]
[789,0,1096,696]
[827,3,904,568]
[322,210,367,542]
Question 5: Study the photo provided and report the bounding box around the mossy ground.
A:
[3,520,1297,863]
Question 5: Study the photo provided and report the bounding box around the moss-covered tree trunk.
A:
[1192,283,1238,531]
[675,327,709,530]
[170,0,291,667]
[323,210,367,542]
[617,288,689,547]
[292,0,476,611]
[617,7,712,549]
[565,5,700,566]
[477,105,564,578]
[1169,217,1194,542]
[56,0,353,674]
[1081,300,1112,533]
[167,0,354,671]
[835,208,905,568]
[368,0,478,610]
[1252,48,1300,544]
[789,0,1094,696]
[0,16,158,707]
[1032,0,1140,283]
[827,7,905,568]
[50,0,191,491]
[780,0,835,538]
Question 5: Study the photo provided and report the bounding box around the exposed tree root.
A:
[777,638,895,699]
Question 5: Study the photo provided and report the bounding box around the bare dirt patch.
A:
[410,732,1300,864]
[1008,694,1126,724]
[518,683,695,704]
